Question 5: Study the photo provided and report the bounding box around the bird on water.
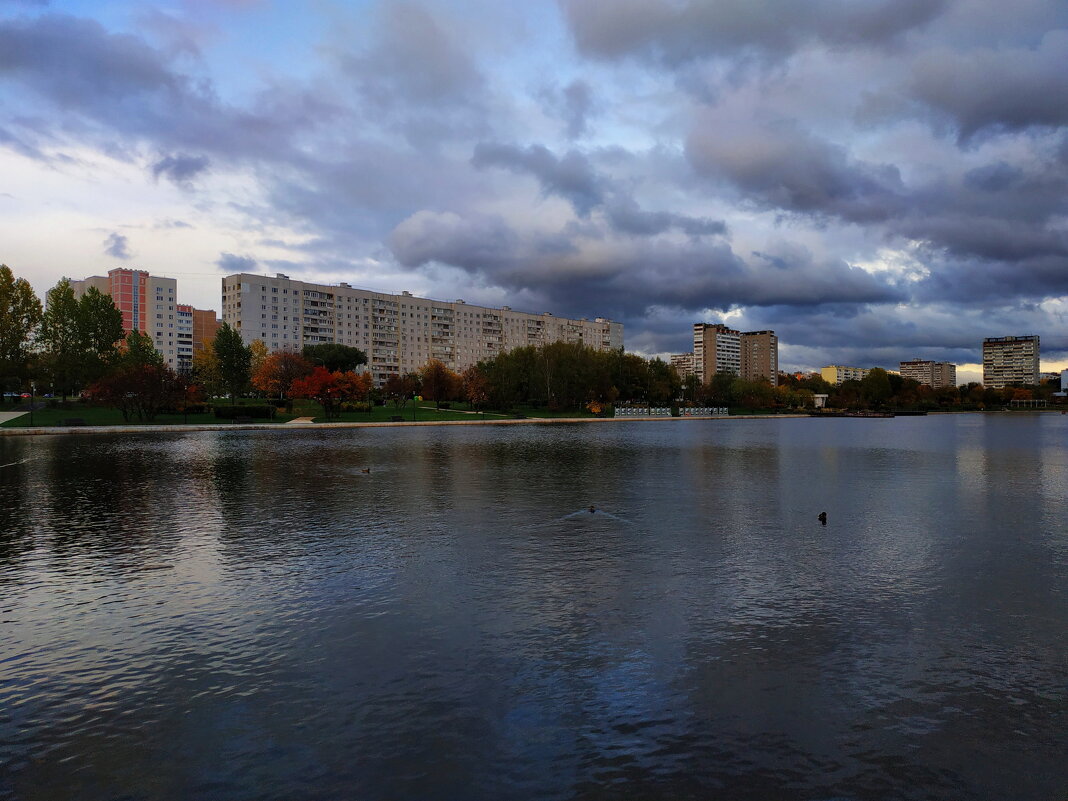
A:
[818,512,827,525]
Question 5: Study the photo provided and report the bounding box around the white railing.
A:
[614,407,728,417]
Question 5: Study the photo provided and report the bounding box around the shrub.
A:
[213,405,276,419]
[339,402,373,413]
[159,403,208,415]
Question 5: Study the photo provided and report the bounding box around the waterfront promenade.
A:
[0,414,808,437]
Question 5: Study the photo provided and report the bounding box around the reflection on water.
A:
[1,416,1066,800]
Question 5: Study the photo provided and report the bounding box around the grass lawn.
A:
[1,399,295,428]
[514,406,601,419]
[313,401,511,423]
[1,397,624,428]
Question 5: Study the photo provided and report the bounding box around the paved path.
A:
[0,412,27,424]
[0,415,809,437]
[285,416,316,424]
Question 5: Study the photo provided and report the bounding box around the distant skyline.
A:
[2,0,1066,384]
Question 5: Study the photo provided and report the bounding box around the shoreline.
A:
[0,414,810,437]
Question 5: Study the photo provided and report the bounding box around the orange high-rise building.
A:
[70,268,218,370]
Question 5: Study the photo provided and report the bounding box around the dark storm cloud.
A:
[472,142,604,216]
[333,2,489,145]
[390,210,902,324]
[215,252,257,272]
[686,120,905,223]
[0,14,332,162]
[559,0,950,65]
[151,153,210,186]
[904,31,1068,141]
[103,232,131,259]
[388,211,520,274]
[344,2,481,104]
[5,2,1067,370]
[0,15,181,105]
[603,196,726,237]
[473,141,727,237]
[732,300,1068,373]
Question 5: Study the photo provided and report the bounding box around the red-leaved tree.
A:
[291,367,373,420]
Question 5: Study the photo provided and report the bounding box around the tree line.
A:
[3,264,1060,419]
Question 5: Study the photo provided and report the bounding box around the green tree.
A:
[77,286,125,383]
[382,372,421,410]
[191,343,224,399]
[420,359,460,409]
[646,358,681,406]
[120,330,165,368]
[860,368,892,407]
[249,339,269,385]
[681,373,702,405]
[0,264,43,398]
[706,372,736,406]
[39,279,82,400]
[461,365,489,412]
[302,343,367,372]
[214,323,251,404]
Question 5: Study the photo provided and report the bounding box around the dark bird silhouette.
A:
[588,505,596,513]
[818,511,827,525]
[361,468,371,474]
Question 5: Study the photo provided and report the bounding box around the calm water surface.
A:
[1,416,1065,800]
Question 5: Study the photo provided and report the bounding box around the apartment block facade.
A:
[670,352,695,378]
[899,359,957,388]
[221,273,623,383]
[192,308,222,353]
[982,335,1040,388]
[740,330,779,385]
[820,365,871,385]
[693,323,777,385]
[70,268,220,372]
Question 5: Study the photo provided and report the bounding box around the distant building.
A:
[740,330,778,385]
[177,305,222,373]
[670,353,695,378]
[1038,371,1061,383]
[899,359,957,388]
[820,365,870,386]
[70,269,219,371]
[192,308,222,353]
[693,323,739,384]
[221,273,623,384]
[693,323,777,385]
[982,335,1039,388]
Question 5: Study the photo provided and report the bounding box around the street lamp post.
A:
[29,381,35,427]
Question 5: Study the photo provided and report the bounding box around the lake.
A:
[1,415,1065,800]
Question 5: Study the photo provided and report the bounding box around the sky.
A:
[1,0,1066,382]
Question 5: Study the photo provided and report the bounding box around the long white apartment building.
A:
[899,359,957,388]
[820,365,871,385]
[221,273,624,383]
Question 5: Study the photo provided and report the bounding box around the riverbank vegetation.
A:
[3,264,1064,428]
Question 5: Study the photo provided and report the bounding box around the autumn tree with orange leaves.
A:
[290,367,373,419]
[419,359,460,409]
[252,352,313,401]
